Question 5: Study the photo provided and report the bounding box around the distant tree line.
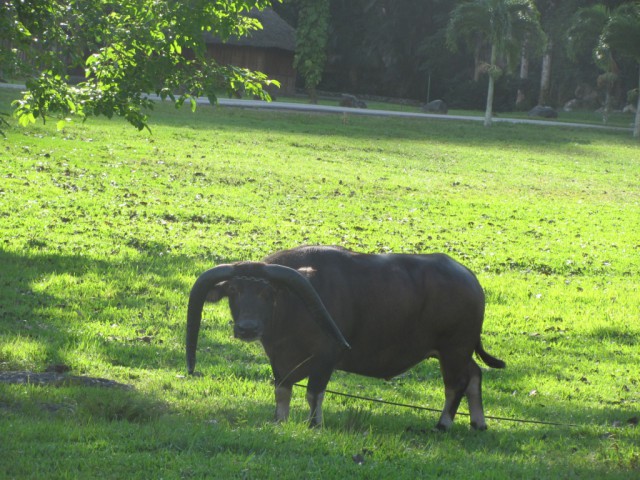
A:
[276,0,638,116]
[2,1,638,136]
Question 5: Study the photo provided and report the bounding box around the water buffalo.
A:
[187,245,505,430]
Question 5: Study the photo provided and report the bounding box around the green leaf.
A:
[17,112,36,127]
[6,1,281,131]
[170,40,182,55]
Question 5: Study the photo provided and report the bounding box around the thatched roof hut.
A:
[205,8,296,95]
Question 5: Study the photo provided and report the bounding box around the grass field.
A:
[0,87,639,479]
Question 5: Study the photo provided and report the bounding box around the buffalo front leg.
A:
[274,385,292,423]
[306,390,325,428]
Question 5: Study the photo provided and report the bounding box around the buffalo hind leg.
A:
[465,359,487,430]
[436,352,471,431]
[437,356,488,431]
[437,386,466,431]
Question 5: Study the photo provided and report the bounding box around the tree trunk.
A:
[515,43,529,109]
[307,86,318,104]
[484,44,497,127]
[635,64,640,139]
[473,34,483,82]
[603,90,611,124]
[538,39,553,106]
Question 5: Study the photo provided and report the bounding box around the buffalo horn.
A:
[261,264,351,350]
[186,264,236,374]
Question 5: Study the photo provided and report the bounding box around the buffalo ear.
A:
[205,282,228,303]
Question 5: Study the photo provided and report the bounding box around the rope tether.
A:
[292,383,582,428]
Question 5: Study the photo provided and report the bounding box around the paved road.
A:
[2,83,630,133]
[215,97,630,132]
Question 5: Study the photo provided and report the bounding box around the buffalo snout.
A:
[234,319,263,341]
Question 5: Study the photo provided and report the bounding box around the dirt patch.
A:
[0,371,131,389]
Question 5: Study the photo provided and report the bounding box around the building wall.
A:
[207,44,296,96]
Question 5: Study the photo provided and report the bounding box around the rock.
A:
[528,105,558,118]
[339,94,367,109]
[622,104,636,114]
[422,99,448,114]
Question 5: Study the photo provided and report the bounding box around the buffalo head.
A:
[186,262,350,375]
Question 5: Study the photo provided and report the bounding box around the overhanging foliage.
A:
[1,0,281,130]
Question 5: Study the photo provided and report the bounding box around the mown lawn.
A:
[0,87,638,479]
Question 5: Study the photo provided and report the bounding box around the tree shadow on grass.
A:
[1,86,634,159]
[144,100,634,152]
[1,247,637,478]
[0,247,243,374]
[4,369,634,478]
[2,245,634,421]
[149,380,637,478]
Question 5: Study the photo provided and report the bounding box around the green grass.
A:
[0,87,639,479]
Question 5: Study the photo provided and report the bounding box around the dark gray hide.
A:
[186,245,505,430]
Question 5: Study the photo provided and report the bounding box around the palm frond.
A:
[602,3,640,62]
[566,5,609,62]
[448,0,542,70]
[446,1,491,52]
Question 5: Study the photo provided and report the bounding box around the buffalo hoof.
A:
[471,421,487,431]
[434,422,450,432]
[308,419,322,429]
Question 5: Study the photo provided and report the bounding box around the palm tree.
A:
[567,5,619,124]
[600,2,640,138]
[446,0,544,127]
[535,0,584,108]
